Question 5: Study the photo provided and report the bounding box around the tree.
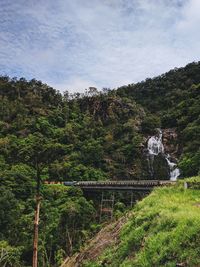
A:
[16,133,67,267]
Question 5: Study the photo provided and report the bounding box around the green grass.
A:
[84,177,200,267]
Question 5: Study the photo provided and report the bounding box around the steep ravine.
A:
[61,128,182,267]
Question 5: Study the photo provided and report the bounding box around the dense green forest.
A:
[0,62,200,266]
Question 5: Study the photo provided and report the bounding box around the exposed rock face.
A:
[162,128,179,159]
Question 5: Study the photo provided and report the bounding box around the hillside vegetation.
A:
[117,62,200,177]
[83,177,200,267]
[0,62,200,266]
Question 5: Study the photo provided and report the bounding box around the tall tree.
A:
[16,133,67,267]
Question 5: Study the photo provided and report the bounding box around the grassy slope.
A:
[84,177,200,267]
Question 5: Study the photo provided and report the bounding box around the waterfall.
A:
[166,156,180,181]
[147,129,180,181]
[147,129,164,156]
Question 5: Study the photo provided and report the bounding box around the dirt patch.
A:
[194,202,200,208]
[61,212,132,267]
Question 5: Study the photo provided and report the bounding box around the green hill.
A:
[83,177,200,267]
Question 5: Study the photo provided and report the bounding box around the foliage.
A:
[0,61,200,266]
[0,241,22,267]
[141,114,161,134]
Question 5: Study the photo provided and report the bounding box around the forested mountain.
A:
[116,61,200,177]
[0,62,200,266]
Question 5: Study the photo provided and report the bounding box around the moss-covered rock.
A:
[141,151,170,180]
[153,153,170,180]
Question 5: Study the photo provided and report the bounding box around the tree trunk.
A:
[66,227,73,256]
[33,195,41,267]
[33,162,41,267]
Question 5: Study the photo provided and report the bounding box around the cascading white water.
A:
[147,129,164,155]
[147,129,180,181]
[166,155,180,181]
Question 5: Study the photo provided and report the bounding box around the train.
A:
[44,180,174,187]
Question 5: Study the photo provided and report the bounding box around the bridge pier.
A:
[99,192,115,222]
[98,191,148,222]
[130,191,134,208]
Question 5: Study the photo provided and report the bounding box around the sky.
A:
[0,0,200,93]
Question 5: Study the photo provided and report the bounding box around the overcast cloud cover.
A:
[0,0,200,92]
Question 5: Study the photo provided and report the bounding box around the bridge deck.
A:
[74,180,175,191]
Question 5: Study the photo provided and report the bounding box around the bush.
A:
[141,115,161,134]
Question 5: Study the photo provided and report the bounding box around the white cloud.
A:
[51,77,99,94]
[0,0,199,93]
